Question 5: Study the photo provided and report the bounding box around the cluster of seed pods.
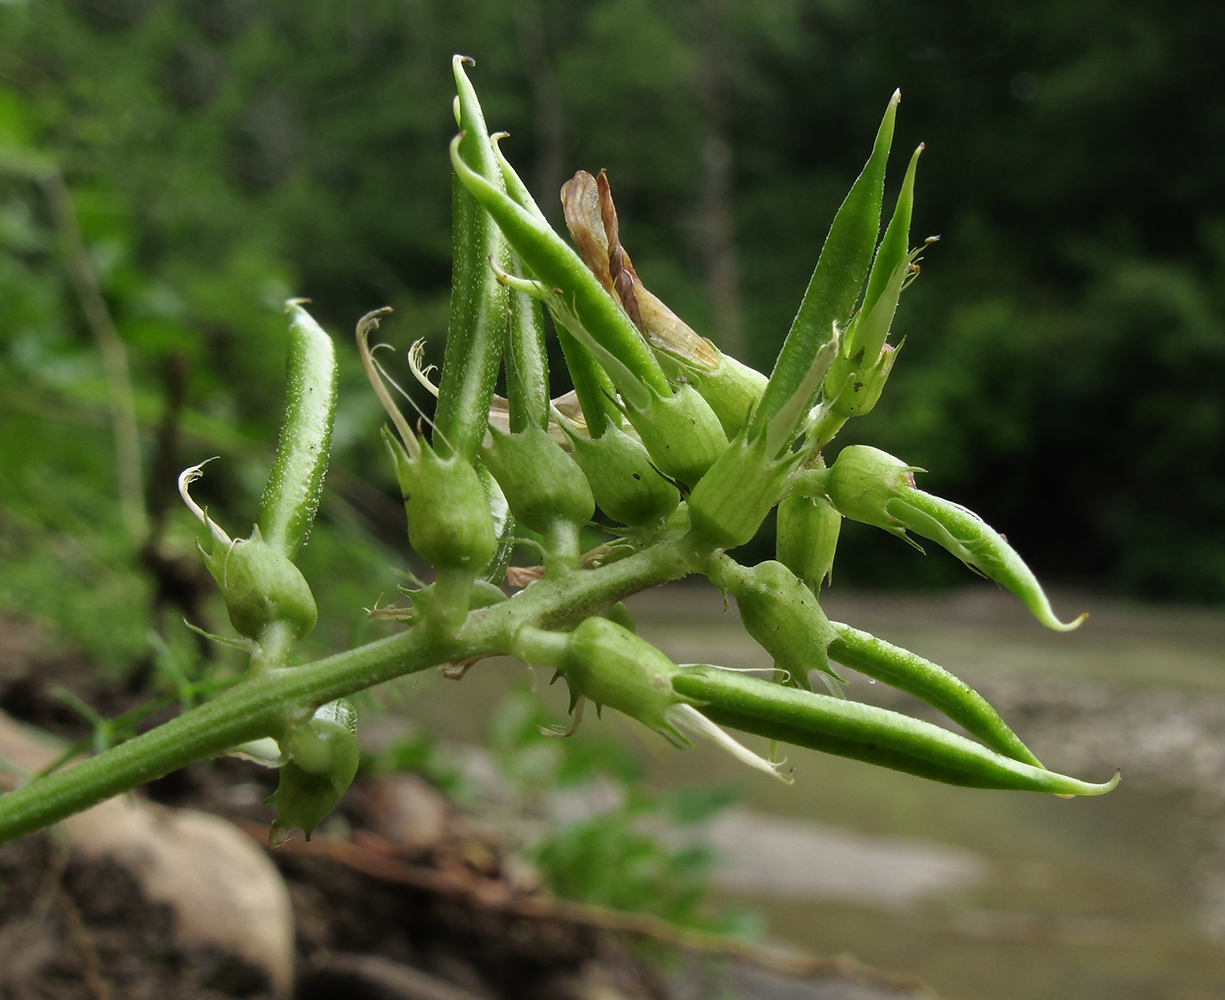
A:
[187,58,1117,842]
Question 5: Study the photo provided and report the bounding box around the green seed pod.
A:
[480,423,595,535]
[566,424,680,529]
[856,143,924,363]
[435,56,512,463]
[886,487,1086,632]
[560,617,694,746]
[687,427,796,553]
[671,666,1119,796]
[383,428,497,573]
[827,623,1042,767]
[625,383,728,488]
[267,700,360,844]
[601,601,636,632]
[754,91,899,437]
[449,64,668,403]
[822,341,900,420]
[477,463,516,585]
[258,301,338,559]
[820,445,1085,631]
[821,444,919,542]
[776,491,842,591]
[200,527,317,644]
[688,354,768,439]
[707,558,839,691]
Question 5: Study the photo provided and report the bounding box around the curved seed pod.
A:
[886,489,1087,632]
[267,700,360,844]
[687,426,797,553]
[625,383,728,488]
[776,490,842,591]
[565,424,680,529]
[820,445,1085,631]
[827,623,1042,767]
[448,65,668,401]
[706,557,839,692]
[671,666,1118,795]
[258,301,338,559]
[754,91,899,437]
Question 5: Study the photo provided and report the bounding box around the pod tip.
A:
[1049,611,1089,633]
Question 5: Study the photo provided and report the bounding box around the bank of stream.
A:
[401,582,1225,1000]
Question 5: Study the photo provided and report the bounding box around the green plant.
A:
[0,57,1118,847]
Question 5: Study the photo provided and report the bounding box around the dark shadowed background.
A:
[2,0,1224,671]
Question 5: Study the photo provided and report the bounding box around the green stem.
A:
[0,536,693,845]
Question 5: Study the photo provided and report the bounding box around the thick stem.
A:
[0,536,694,844]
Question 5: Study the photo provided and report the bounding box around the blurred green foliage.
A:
[1,0,1223,689]
[488,689,752,932]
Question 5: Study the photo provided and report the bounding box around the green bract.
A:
[200,529,317,645]
[565,424,680,530]
[625,382,728,488]
[0,59,1119,851]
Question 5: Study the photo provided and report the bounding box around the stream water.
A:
[389,582,1225,1000]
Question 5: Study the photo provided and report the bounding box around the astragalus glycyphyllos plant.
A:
[0,57,1118,847]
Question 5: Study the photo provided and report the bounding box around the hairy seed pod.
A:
[258,302,338,559]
